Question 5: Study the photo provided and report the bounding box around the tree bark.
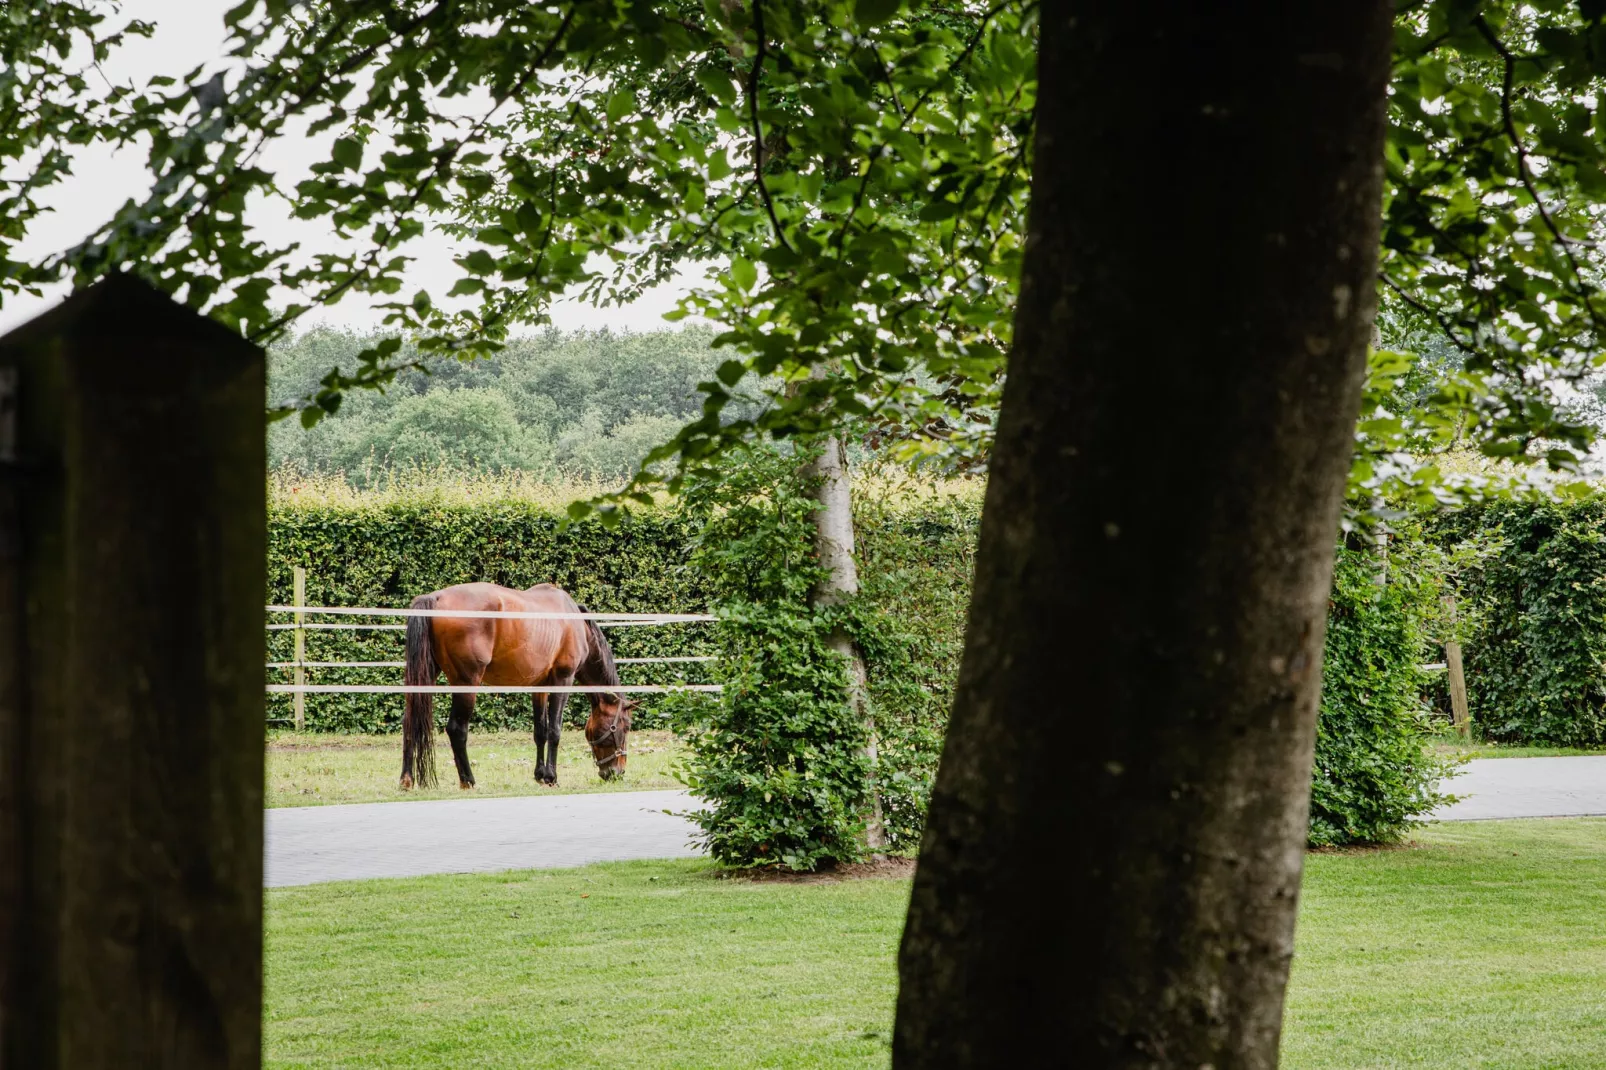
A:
[803,435,886,851]
[894,6,1392,1068]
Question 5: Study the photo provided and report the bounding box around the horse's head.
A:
[586,695,636,780]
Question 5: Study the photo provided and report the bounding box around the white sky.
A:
[0,0,696,338]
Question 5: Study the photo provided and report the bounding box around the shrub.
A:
[673,444,871,870]
[850,478,979,850]
[1308,537,1453,847]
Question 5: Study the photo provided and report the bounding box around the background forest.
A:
[268,326,745,484]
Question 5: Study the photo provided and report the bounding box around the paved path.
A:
[264,757,1606,887]
[265,789,704,887]
[1434,755,1606,821]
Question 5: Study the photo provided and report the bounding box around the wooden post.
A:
[293,566,307,731]
[0,275,265,1069]
[1444,593,1471,737]
[1370,497,1388,588]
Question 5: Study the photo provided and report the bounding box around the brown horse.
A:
[399,582,636,790]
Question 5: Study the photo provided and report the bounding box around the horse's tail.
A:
[404,594,439,788]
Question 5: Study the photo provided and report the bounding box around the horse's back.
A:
[430,581,526,610]
[426,581,586,686]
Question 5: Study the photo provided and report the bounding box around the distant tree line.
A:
[268,326,745,485]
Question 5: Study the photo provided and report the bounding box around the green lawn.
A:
[267,730,687,807]
[1434,739,1606,759]
[265,820,1606,1069]
[266,861,904,1069]
[1283,819,1606,1069]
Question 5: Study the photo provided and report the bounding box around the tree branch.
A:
[746,0,792,254]
[249,3,580,345]
[1474,15,1604,332]
[1380,271,1481,359]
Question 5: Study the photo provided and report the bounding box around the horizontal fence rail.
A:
[267,622,407,631]
[266,619,699,631]
[266,601,721,722]
[266,656,717,669]
[266,683,722,695]
[268,660,407,669]
[266,604,716,623]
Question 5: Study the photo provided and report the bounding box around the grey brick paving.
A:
[265,789,705,887]
[1434,755,1606,822]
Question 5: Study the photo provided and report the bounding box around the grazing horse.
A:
[399,582,636,790]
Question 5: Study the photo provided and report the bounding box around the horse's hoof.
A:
[400,775,414,791]
[459,780,474,791]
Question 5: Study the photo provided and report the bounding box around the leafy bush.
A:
[1309,538,1453,847]
[1440,499,1606,746]
[674,444,871,870]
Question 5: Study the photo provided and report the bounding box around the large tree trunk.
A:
[894,6,1392,1068]
[803,435,886,851]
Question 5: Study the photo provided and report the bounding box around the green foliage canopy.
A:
[14,2,1606,515]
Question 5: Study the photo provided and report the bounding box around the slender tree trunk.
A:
[803,434,886,852]
[894,6,1392,1068]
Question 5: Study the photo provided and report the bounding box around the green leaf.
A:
[459,249,497,274]
[694,69,737,105]
[716,359,746,386]
[730,256,757,293]
[606,89,634,123]
[854,0,901,27]
[331,137,363,172]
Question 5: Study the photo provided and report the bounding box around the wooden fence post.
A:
[0,275,264,1069]
[1444,593,1471,737]
[293,566,307,731]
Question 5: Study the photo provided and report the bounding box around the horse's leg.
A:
[447,690,477,790]
[532,690,552,785]
[543,673,574,787]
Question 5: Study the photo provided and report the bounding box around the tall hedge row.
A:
[267,490,974,761]
[1437,499,1606,746]
[269,488,1446,847]
[267,503,715,732]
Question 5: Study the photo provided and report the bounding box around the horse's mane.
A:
[575,603,621,692]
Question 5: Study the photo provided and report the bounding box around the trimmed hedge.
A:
[1438,500,1606,746]
[267,488,975,769]
[1309,542,1450,847]
[267,503,714,732]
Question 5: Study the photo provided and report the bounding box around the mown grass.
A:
[265,819,1606,1069]
[1283,819,1606,1068]
[266,730,687,807]
[266,860,905,1069]
[1433,737,1606,759]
